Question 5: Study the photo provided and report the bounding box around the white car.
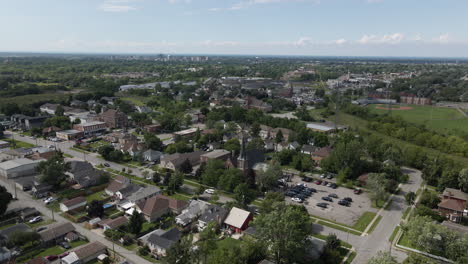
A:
[29,216,42,224]
[292,197,303,203]
[204,189,215,194]
[44,197,57,204]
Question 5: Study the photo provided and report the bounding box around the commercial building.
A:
[73,121,107,137]
[56,130,84,141]
[0,158,42,178]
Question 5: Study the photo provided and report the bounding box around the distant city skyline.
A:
[1,0,468,57]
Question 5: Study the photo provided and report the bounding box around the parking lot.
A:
[286,175,377,226]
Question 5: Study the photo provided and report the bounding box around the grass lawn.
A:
[397,232,416,249]
[86,190,107,202]
[402,207,411,220]
[389,226,400,242]
[141,222,159,234]
[344,250,357,264]
[216,237,242,248]
[310,233,353,249]
[63,153,74,158]
[317,220,362,236]
[3,138,35,148]
[37,246,65,257]
[120,96,149,106]
[124,243,139,251]
[169,193,192,201]
[0,222,18,230]
[70,240,88,248]
[367,215,382,234]
[368,104,468,134]
[352,211,377,232]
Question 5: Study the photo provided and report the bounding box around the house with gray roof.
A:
[175,199,210,227]
[197,205,228,231]
[66,161,101,189]
[144,228,181,257]
[126,186,161,204]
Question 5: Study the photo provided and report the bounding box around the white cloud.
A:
[202,40,241,47]
[294,37,313,46]
[99,0,137,12]
[432,33,450,44]
[334,38,347,45]
[210,0,321,12]
[358,33,405,44]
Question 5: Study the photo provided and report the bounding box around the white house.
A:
[60,196,87,212]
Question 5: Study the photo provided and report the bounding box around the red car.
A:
[45,255,58,261]
[314,180,322,185]
[59,252,69,258]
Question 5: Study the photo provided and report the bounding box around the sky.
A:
[1,0,467,57]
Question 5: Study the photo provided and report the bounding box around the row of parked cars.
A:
[285,183,317,203]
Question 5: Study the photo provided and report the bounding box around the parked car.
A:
[204,189,215,194]
[308,188,317,193]
[103,163,110,167]
[292,197,303,203]
[344,197,353,202]
[326,174,334,179]
[320,174,326,178]
[59,252,69,258]
[36,226,47,232]
[338,200,350,206]
[314,180,322,185]
[45,255,58,261]
[328,193,338,198]
[285,191,296,197]
[322,181,328,186]
[59,242,71,249]
[302,177,312,182]
[330,183,338,189]
[322,196,333,202]
[44,197,57,205]
[29,216,42,224]
[354,188,362,195]
[316,202,328,208]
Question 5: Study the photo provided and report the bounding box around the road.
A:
[0,176,151,264]
[312,168,423,264]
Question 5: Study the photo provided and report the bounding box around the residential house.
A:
[144,123,162,133]
[200,149,231,163]
[0,247,11,262]
[105,175,131,196]
[143,150,164,163]
[137,195,188,222]
[311,146,332,164]
[3,148,34,159]
[224,207,253,233]
[115,184,142,201]
[259,125,295,142]
[197,205,228,231]
[61,241,107,264]
[20,207,40,221]
[28,147,57,161]
[175,199,211,227]
[263,139,275,151]
[160,151,206,171]
[120,141,146,157]
[39,222,76,245]
[438,188,468,223]
[103,132,137,144]
[0,158,42,178]
[99,109,128,129]
[60,196,87,212]
[98,216,129,231]
[0,141,8,149]
[301,145,317,155]
[143,228,181,257]
[66,161,101,189]
[126,186,161,205]
[173,128,198,138]
[245,96,272,112]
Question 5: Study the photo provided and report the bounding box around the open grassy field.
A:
[0,93,68,105]
[368,104,468,134]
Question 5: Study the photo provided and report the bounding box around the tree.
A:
[367,173,389,207]
[37,152,70,188]
[179,159,193,174]
[0,186,12,215]
[405,192,416,205]
[254,203,312,264]
[152,172,161,184]
[87,200,104,218]
[144,133,163,151]
[251,123,261,137]
[257,162,283,191]
[247,137,265,151]
[163,172,171,186]
[325,234,341,251]
[320,234,342,264]
[259,192,285,214]
[234,183,256,208]
[202,159,225,187]
[367,251,398,264]
[217,168,244,192]
[275,130,284,143]
[403,253,438,264]
[197,222,218,263]
[223,138,240,156]
[128,211,144,235]
[164,235,193,264]
[168,171,184,193]
[459,168,468,192]
[9,231,40,247]
[55,105,64,116]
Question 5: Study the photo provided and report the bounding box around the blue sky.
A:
[1,0,467,57]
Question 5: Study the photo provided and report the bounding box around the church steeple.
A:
[237,134,248,171]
